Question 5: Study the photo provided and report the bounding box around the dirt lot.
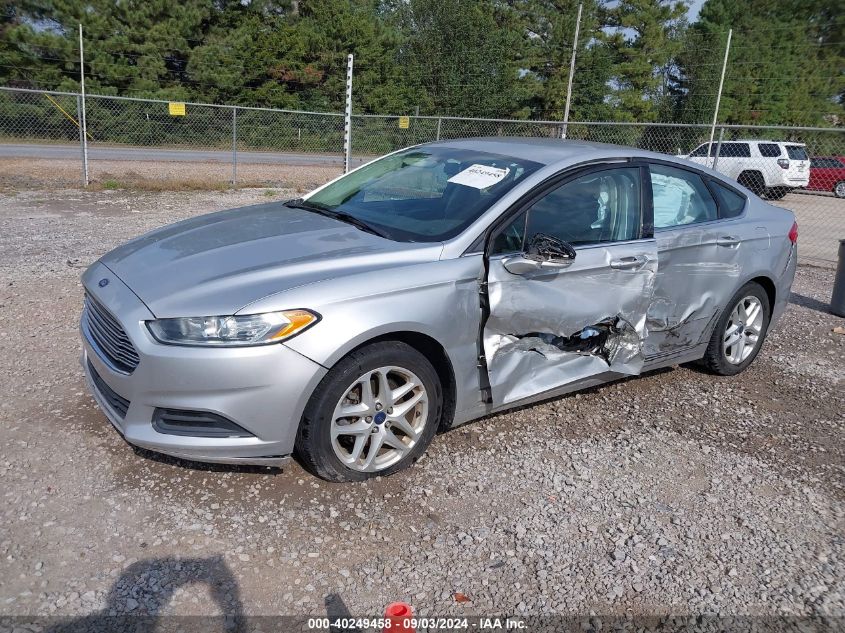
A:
[0,188,843,627]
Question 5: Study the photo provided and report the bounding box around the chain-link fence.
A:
[1,86,843,264]
[0,87,347,189]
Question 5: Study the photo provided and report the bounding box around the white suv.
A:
[681,140,810,199]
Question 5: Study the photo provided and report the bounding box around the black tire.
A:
[295,341,442,482]
[700,281,771,376]
[738,171,766,196]
[834,181,845,199]
[765,186,788,200]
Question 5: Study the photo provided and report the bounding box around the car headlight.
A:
[146,309,319,347]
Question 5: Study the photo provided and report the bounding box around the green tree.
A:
[387,0,530,117]
[604,0,689,122]
[676,0,844,126]
[518,0,616,121]
[1,0,224,99]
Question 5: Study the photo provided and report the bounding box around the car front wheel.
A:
[295,341,442,482]
[700,282,771,376]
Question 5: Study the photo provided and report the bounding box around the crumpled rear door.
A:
[483,242,657,406]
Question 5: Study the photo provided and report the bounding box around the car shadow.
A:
[44,555,246,632]
[444,365,678,430]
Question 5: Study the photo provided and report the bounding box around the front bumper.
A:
[79,262,328,467]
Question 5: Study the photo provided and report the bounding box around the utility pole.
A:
[708,28,732,169]
[343,54,354,173]
[78,24,89,186]
[561,2,583,140]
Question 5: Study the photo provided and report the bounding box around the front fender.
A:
[243,256,486,417]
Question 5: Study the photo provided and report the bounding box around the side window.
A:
[690,144,709,157]
[758,143,781,158]
[719,143,751,158]
[711,181,747,219]
[490,214,526,255]
[785,145,808,161]
[650,164,718,229]
[490,167,642,255]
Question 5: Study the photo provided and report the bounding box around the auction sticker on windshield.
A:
[448,164,510,189]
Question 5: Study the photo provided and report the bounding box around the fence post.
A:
[76,94,87,187]
[231,106,237,187]
[436,117,442,141]
[708,28,732,168]
[712,126,725,170]
[561,2,583,140]
[343,54,354,173]
[78,25,89,186]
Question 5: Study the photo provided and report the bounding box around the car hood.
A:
[98,201,442,317]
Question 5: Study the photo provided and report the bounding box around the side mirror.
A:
[525,233,577,263]
[502,233,576,275]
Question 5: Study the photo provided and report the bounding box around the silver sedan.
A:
[80,138,798,481]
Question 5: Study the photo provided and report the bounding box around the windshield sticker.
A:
[448,164,510,189]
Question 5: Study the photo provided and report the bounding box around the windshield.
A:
[786,145,808,161]
[306,147,543,242]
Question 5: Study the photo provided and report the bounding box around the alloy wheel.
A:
[723,296,764,364]
[330,366,429,472]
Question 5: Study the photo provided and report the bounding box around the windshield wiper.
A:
[284,198,390,239]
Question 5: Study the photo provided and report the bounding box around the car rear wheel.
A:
[765,186,788,200]
[700,282,771,376]
[737,171,766,196]
[295,341,442,482]
[834,181,845,198]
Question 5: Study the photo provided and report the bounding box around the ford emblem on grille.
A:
[98,278,109,287]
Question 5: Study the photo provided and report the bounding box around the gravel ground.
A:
[0,189,843,625]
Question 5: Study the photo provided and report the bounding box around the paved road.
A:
[0,143,368,166]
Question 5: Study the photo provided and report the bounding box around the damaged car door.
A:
[482,164,657,406]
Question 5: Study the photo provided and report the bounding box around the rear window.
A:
[711,182,746,219]
[786,145,808,161]
[719,143,751,158]
[758,143,781,158]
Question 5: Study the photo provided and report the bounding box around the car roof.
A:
[727,139,806,145]
[425,137,662,166]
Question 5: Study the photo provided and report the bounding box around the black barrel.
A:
[831,239,845,317]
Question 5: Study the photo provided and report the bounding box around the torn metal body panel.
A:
[644,209,777,359]
[483,243,657,406]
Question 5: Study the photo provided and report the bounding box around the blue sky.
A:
[687,0,706,21]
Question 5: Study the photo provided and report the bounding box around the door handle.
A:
[717,236,741,247]
[609,256,646,270]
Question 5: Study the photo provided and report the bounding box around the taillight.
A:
[777,158,790,169]
[788,221,798,244]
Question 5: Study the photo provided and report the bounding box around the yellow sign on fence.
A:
[398,116,410,129]
[168,102,186,116]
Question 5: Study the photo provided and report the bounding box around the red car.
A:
[808,156,845,198]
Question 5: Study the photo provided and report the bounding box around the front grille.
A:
[87,359,130,419]
[83,294,140,373]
